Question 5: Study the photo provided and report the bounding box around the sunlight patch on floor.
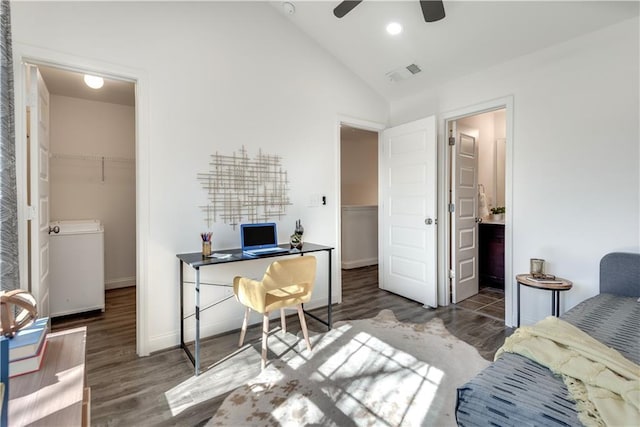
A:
[163,344,262,416]
[163,328,307,416]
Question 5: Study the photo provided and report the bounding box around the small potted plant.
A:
[490,206,505,221]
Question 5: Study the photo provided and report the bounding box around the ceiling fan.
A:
[333,0,445,23]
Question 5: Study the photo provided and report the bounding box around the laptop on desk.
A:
[240,223,289,257]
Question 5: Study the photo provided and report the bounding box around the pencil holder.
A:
[202,241,212,257]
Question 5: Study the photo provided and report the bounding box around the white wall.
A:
[392,17,640,324]
[12,2,388,352]
[341,206,378,269]
[50,95,136,289]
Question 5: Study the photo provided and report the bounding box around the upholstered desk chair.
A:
[233,256,317,369]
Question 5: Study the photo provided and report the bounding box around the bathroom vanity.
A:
[479,221,505,288]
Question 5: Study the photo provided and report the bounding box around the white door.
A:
[27,65,51,317]
[451,125,479,303]
[379,116,437,307]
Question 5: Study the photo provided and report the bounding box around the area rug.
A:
[208,310,490,426]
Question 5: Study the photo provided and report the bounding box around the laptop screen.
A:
[241,223,278,251]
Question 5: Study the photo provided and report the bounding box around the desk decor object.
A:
[527,274,562,283]
[7,317,49,362]
[0,290,37,338]
[210,253,232,259]
[9,340,48,377]
[530,258,545,276]
[201,232,212,256]
[290,219,304,250]
[6,318,50,378]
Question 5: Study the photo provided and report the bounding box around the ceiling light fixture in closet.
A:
[386,22,402,35]
[84,74,104,89]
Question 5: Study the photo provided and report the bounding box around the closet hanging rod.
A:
[50,152,135,163]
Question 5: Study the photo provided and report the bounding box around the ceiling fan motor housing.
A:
[333,0,445,23]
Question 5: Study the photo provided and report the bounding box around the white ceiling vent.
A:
[385,63,422,82]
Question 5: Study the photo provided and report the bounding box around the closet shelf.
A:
[50,152,135,163]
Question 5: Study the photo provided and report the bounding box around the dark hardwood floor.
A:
[460,285,505,320]
[52,265,513,426]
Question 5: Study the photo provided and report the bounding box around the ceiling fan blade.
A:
[333,1,363,18]
[420,0,445,22]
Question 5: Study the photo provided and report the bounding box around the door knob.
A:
[49,225,60,234]
[425,218,433,225]
[475,217,483,223]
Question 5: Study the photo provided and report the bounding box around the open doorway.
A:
[340,125,379,272]
[24,62,137,327]
[446,106,509,323]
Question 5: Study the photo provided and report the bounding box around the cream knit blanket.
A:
[496,316,640,426]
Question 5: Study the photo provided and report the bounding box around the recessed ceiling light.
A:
[386,22,403,36]
[84,74,104,89]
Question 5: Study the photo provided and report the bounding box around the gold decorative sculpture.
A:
[0,289,38,338]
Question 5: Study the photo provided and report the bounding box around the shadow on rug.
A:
[208,309,489,426]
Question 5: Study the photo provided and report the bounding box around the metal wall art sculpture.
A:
[197,147,291,229]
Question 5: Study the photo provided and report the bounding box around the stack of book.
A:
[7,317,49,378]
[527,274,563,284]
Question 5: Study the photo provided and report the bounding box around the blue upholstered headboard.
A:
[600,252,640,297]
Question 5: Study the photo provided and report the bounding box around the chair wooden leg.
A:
[297,305,312,352]
[239,307,250,347]
[261,312,270,370]
[280,308,286,334]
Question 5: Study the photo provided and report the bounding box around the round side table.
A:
[516,274,573,327]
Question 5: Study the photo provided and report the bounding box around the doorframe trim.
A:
[12,43,151,355]
[438,96,514,326]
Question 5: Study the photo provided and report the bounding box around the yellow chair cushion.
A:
[233,256,317,314]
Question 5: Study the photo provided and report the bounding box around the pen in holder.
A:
[201,232,212,256]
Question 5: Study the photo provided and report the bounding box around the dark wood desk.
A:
[177,243,334,376]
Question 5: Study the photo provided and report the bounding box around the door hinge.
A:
[448,136,456,146]
[26,205,36,221]
[449,269,455,279]
[448,203,455,213]
[28,93,37,109]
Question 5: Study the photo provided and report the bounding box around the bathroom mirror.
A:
[495,138,506,208]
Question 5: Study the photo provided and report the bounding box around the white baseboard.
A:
[342,258,378,269]
[105,276,136,290]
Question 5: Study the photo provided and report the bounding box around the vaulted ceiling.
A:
[38,1,639,106]
[272,1,639,102]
